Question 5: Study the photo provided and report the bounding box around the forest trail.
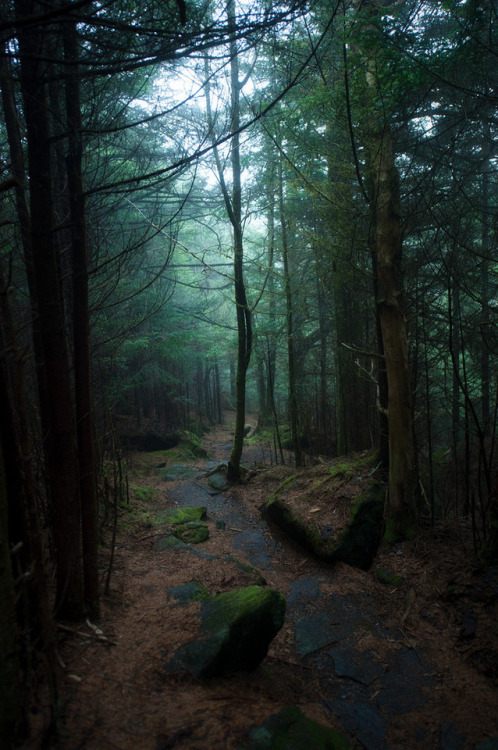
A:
[54,423,498,750]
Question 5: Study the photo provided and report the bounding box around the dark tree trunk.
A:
[16,0,84,618]
[0,440,26,747]
[278,152,303,467]
[203,0,252,480]
[64,19,100,618]
[370,126,418,538]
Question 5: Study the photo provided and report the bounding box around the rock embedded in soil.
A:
[263,482,385,570]
[165,585,286,678]
[153,506,209,547]
[239,705,350,750]
[207,471,230,492]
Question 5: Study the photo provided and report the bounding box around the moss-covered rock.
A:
[331,484,385,570]
[239,706,350,750]
[208,472,230,492]
[264,483,385,571]
[121,432,180,452]
[175,521,209,544]
[152,506,209,547]
[166,585,286,678]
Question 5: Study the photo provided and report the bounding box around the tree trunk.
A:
[64,19,100,618]
[278,151,303,467]
[0,440,26,748]
[203,0,252,480]
[16,0,84,618]
[371,126,418,539]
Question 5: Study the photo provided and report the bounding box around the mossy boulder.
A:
[175,521,209,544]
[264,483,385,571]
[121,432,180,451]
[240,705,350,750]
[166,585,286,678]
[208,471,230,492]
[153,506,209,546]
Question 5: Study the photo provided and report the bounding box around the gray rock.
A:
[208,471,230,492]
[158,464,199,481]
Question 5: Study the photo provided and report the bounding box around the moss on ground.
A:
[240,705,350,750]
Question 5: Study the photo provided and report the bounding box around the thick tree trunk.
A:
[371,126,418,539]
[0,441,26,748]
[16,0,84,618]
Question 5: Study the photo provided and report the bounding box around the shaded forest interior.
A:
[0,0,497,747]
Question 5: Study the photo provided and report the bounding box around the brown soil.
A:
[31,424,498,749]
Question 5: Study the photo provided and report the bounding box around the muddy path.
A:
[54,427,498,750]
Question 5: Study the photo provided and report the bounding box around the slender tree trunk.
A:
[480,153,490,434]
[204,1,251,480]
[226,0,252,480]
[278,152,303,467]
[63,20,100,618]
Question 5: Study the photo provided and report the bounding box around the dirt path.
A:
[54,425,498,750]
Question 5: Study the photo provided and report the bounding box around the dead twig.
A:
[58,623,117,646]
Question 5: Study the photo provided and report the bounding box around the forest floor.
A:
[45,420,498,750]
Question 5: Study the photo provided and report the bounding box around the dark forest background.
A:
[0,0,496,744]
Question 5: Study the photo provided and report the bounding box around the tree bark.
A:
[203,0,252,480]
[278,151,303,467]
[0,440,26,748]
[15,0,84,618]
[64,19,100,618]
[370,126,418,538]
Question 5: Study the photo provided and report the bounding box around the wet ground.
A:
[157,441,491,750]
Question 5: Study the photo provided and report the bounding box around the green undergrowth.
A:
[115,484,163,532]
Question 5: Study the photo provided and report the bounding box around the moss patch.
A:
[175,521,210,544]
[153,507,207,526]
[375,568,403,587]
[240,705,350,750]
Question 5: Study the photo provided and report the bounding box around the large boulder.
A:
[166,585,286,678]
[121,432,180,452]
[153,506,209,545]
[263,483,385,571]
